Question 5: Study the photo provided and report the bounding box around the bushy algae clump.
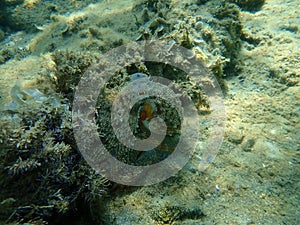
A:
[0,76,108,224]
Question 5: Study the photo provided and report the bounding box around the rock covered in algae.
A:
[45,45,209,171]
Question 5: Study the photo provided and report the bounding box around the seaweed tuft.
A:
[49,50,99,102]
[0,78,108,224]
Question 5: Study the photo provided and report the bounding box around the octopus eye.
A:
[130,72,148,81]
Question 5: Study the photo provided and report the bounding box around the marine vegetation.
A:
[0,77,108,224]
[49,50,99,101]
